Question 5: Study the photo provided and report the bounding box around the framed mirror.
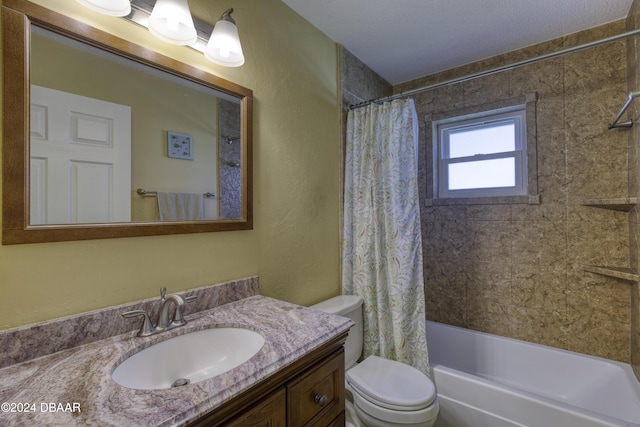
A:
[2,0,253,244]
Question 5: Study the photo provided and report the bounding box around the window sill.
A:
[426,194,540,206]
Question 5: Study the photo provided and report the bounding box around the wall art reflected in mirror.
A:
[2,0,253,244]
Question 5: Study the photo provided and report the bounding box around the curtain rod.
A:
[350,28,640,110]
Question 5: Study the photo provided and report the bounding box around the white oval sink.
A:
[112,328,265,390]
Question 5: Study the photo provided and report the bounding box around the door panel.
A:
[30,85,131,224]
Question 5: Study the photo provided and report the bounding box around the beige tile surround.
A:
[405,20,632,362]
[342,13,639,367]
[627,0,640,379]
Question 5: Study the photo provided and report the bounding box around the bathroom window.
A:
[435,106,527,199]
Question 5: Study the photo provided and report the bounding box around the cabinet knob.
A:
[314,393,327,407]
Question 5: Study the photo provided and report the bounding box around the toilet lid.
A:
[346,355,436,411]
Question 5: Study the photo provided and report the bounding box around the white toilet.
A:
[311,295,439,427]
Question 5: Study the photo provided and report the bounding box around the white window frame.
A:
[435,105,527,199]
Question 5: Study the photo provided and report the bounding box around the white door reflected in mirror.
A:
[30,85,131,225]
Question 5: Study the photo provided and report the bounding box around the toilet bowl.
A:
[347,355,438,427]
[311,295,439,427]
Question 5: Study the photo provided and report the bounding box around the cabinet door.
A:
[225,388,286,427]
[287,350,345,427]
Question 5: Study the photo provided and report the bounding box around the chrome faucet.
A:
[122,287,196,337]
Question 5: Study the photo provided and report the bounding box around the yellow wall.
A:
[0,0,342,330]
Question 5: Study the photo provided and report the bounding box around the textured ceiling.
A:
[281,0,634,84]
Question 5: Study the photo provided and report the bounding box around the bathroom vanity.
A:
[0,278,352,426]
[189,345,345,426]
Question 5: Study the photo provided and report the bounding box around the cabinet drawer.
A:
[287,349,345,427]
[225,388,286,427]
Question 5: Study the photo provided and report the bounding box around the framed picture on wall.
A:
[167,131,193,160]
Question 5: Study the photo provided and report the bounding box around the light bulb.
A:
[148,0,197,45]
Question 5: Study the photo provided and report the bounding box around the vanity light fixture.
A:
[76,0,245,67]
[75,0,131,17]
[204,9,244,67]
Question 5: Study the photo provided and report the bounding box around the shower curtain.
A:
[342,98,429,374]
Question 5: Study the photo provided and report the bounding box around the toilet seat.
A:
[346,356,436,411]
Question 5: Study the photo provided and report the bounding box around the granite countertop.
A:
[0,295,353,427]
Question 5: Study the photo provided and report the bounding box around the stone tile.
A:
[512,220,567,266]
[632,282,640,376]
[563,20,626,47]
[512,263,567,312]
[565,130,627,178]
[464,260,512,302]
[507,306,568,349]
[463,72,513,106]
[630,162,639,198]
[566,170,628,201]
[425,219,467,259]
[566,265,631,326]
[567,219,630,265]
[426,206,467,222]
[563,42,626,95]
[629,0,640,381]
[464,205,512,221]
[465,300,513,337]
[631,211,639,272]
[567,204,630,222]
[425,220,513,261]
[537,131,567,184]
[565,318,630,362]
[466,221,513,260]
[511,204,566,222]
[564,308,630,362]
[340,46,392,103]
[424,257,466,325]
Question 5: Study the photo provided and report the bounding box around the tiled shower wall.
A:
[339,47,392,133]
[341,19,636,363]
[339,47,393,223]
[218,99,242,219]
[627,0,640,378]
[397,20,631,362]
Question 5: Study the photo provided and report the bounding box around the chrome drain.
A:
[171,378,191,388]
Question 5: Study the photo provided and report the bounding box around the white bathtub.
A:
[426,321,640,427]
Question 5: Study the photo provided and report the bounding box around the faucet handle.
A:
[122,310,155,337]
[160,287,167,300]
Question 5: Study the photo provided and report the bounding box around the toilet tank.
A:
[310,295,363,370]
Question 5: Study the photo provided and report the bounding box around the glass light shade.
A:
[148,0,197,45]
[76,0,131,17]
[204,20,245,67]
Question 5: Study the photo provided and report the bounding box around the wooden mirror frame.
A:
[2,0,253,245]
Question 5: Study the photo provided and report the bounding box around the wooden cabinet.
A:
[187,334,346,427]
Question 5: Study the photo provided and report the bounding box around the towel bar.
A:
[136,188,215,199]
